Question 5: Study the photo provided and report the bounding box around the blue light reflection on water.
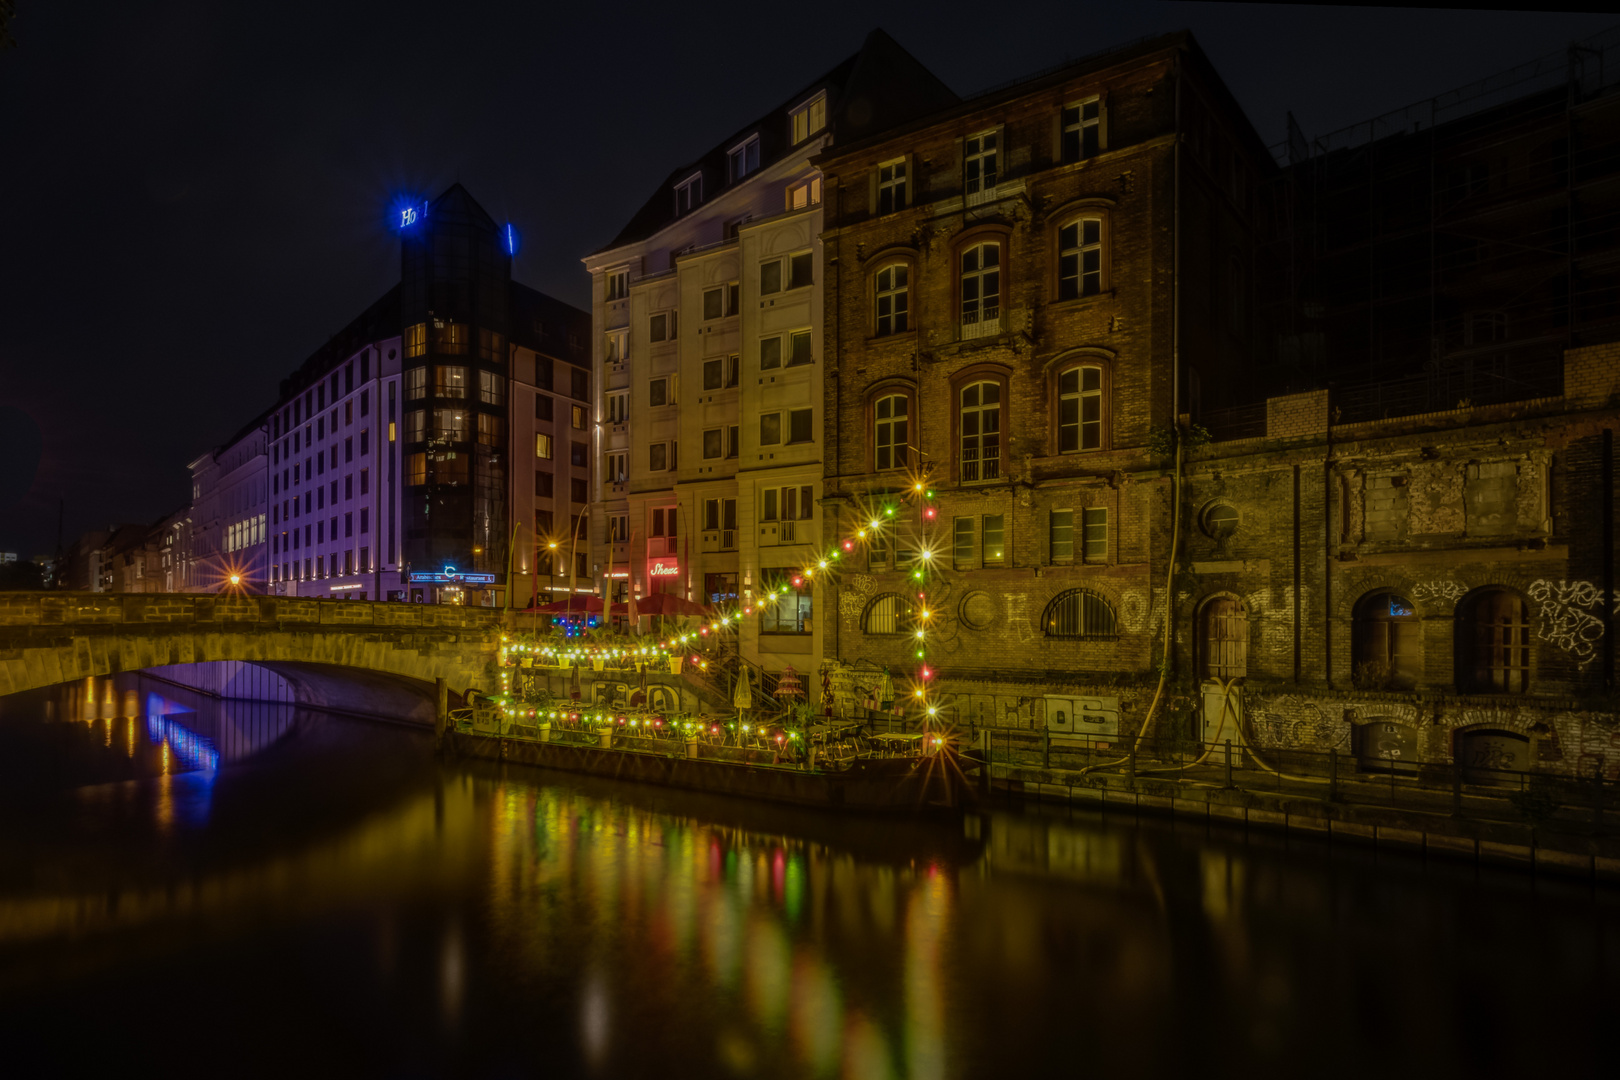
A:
[143,692,219,828]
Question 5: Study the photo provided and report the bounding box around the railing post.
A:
[1453,761,1464,817]
[1224,739,1233,789]
[1329,747,1338,802]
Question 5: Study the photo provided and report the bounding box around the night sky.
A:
[2,2,1615,560]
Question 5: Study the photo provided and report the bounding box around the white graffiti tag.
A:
[1411,581,1467,605]
[1528,580,1608,668]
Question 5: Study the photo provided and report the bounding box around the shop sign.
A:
[648,556,681,579]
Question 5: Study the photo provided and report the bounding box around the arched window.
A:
[1199,597,1247,680]
[960,242,1001,327]
[875,264,909,335]
[1058,365,1103,452]
[960,381,1001,482]
[1457,589,1530,694]
[1043,589,1117,639]
[1058,217,1102,300]
[874,393,909,471]
[1352,591,1420,690]
[862,593,915,635]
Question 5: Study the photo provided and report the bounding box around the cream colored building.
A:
[581,31,957,678]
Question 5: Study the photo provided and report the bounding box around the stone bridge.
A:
[0,592,504,718]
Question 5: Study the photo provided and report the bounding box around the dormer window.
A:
[791,94,827,144]
[728,136,761,183]
[675,173,702,215]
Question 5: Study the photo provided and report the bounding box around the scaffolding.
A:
[1258,24,1620,423]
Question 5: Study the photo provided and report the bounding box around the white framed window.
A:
[1062,98,1101,163]
[960,242,1001,328]
[761,485,814,522]
[649,377,671,407]
[703,354,740,390]
[1059,366,1103,452]
[675,173,702,215]
[703,428,723,459]
[875,264,909,335]
[786,329,812,367]
[874,394,908,470]
[790,94,826,144]
[960,380,1001,482]
[786,176,822,210]
[877,158,907,214]
[605,452,627,483]
[728,135,761,182]
[649,310,677,342]
[1058,218,1103,300]
[606,390,628,424]
[605,269,628,301]
[760,258,782,295]
[703,283,739,320]
[605,329,628,363]
[965,130,999,197]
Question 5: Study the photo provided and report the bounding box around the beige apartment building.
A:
[582,31,957,677]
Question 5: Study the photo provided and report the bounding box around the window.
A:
[407,452,427,486]
[405,324,426,358]
[965,130,998,196]
[650,443,668,471]
[960,243,1001,327]
[703,428,723,459]
[535,433,553,459]
[1043,589,1118,638]
[875,265,909,335]
[608,514,629,543]
[706,572,738,605]
[571,368,590,401]
[571,477,588,503]
[605,269,628,301]
[786,176,821,210]
[763,485,813,521]
[476,414,502,448]
[1059,366,1103,452]
[344,512,353,539]
[787,329,812,367]
[1061,98,1101,163]
[761,570,813,634]
[960,380,1001,482]
[534,470,553,497]
[604,330,628,364]
[874,394,908,470]
[1202,502,1239,539]
[703,498,738,534]
[870,156,917,220]
[953,517,976,568]
[760,336,782,371]
[1058,218,1103,300]
[571,404,587,430]
[790,95,826,143]
[727,425,739,459]
[704,288,723,321]
[788,252,813,290]
[760,413,781,445]
[724,215,751,240]
[360,389,369,416]
[675,173,702,215]
[360,428,369,455]
[862,593,915,635]
[435,366,468,398]
[1082,508,1107,562]
[404,367,426,401]
[649,377,670,407]
[535,394,554,422]
[760,259,783,295]
[536,359,554,392]
[1458,589,1530,694]
[1199,598,1248,680]
[605,452,627,483]
[433,408,469,440]
[1050,509,1074,561]
[983,514,1005,565]
[434,322,468,355]
[605,391,628,423]
[405,410,425,444]
[1352,592,1420,690]
[728,135,761,182]
[703,355,739,390]
[788,408,813,444]
[479,370,504,405]
[570,441,587,467]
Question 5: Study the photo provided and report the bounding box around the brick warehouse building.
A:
[812,31,1620,780]
[812,34,1275,734]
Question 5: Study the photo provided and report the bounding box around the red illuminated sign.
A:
[648,556,681,579]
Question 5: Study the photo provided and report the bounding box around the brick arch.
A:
[0,593,502,701]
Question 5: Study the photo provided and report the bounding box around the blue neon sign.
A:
[505,223,518,256]
[397,201,429,230]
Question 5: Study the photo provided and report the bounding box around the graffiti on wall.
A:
[1411,580,1467,605]
[1527,580,1608,668]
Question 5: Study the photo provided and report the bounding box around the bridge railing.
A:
[0,591,507,631]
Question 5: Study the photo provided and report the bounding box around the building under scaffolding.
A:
[1233,25,1620,433]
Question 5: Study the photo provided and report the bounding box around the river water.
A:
[0,673,1615,1078]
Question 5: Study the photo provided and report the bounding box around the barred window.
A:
[1042,588,1117,639]
[861,593,915,636]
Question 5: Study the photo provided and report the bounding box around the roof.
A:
[278,283,402,401]
[509,282,591,369]
[592,29,958,255]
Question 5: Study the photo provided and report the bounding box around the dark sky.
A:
[2,2,1614,559]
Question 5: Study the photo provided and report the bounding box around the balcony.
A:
[960,312,1002,341]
